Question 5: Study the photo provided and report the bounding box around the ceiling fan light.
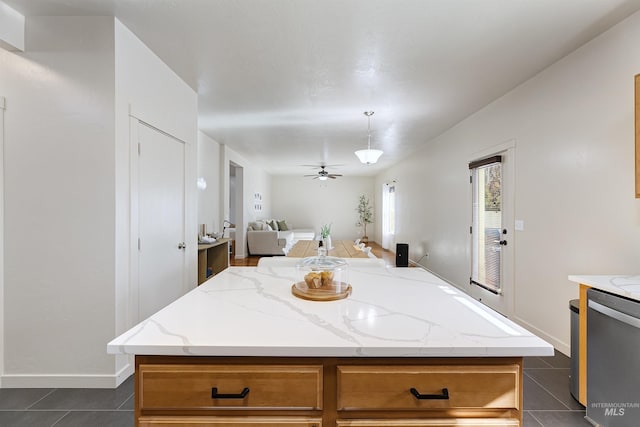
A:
[355,148,384,165]
[318,175,328,181]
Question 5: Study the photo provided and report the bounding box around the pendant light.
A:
[355,111,383,165]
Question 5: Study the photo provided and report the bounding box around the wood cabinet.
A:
[139,417,322,426]
[198,239,230,285]
[135,356,523,427]
[336,365,519,411]
[336,420,519,426]
[139,364,322,410]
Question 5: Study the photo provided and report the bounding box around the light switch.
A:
[515,220,524,231]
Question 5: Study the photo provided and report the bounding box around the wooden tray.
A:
[291,282,352,301]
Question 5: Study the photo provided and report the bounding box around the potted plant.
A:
[320,223,332,250]
[356,195,373,243]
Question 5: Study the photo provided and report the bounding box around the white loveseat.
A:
[246,220,315,256]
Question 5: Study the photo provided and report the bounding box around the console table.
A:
[197,238,230,285]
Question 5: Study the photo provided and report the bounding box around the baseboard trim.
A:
[1,362,134,389]
[512,315,568,357]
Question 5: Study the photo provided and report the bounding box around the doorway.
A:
[228,161,243,258]
[469,144,515,317]
[132,120,188,321]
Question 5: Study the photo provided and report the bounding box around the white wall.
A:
[0,16,117,386]
[272,176,375,240]
[197,131,222,235]
[0,15,197,388]
[376,10,640,355]
[114,19,198,385]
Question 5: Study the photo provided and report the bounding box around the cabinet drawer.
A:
[139,416,322,426]
[139,364,322,410]
[336,419,519,426]
[337,365,519,411]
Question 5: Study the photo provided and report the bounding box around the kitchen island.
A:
[109,259,552,426]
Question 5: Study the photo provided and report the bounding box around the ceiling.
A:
[6,0,640,177]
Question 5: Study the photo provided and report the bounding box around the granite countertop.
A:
[107,260,553,358]
[568,275,640,302]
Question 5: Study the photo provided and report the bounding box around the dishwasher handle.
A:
[589,300,640,330]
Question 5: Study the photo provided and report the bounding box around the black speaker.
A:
[396,243,409,267]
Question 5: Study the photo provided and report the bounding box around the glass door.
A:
[469,151,513,316]
[471,156,503,294]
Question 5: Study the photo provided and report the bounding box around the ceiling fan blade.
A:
[300,164,343,169]
[303,174,317,177]
[328,176,337,179]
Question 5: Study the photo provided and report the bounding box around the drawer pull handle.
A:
[211,387,250,399]
[410,387,449,400]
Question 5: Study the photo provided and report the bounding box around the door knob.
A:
[177,242,186,250]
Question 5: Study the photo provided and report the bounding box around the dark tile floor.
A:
[0,350,589,426]
[524,350,590,426]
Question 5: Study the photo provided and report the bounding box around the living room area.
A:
[223,172,397,264]
[197,140,391,262]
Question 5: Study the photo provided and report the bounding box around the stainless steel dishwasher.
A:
[587,288,640,426]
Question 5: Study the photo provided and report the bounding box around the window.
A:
[381,183,396,249]
[470,156,503,294]
[385,184,395,234]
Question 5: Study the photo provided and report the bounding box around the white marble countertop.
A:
[107,260,553,358]
[568,275,640,302]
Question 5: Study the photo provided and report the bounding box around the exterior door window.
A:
[470,156,503,294]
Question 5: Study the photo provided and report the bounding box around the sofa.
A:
[246,220,315,256]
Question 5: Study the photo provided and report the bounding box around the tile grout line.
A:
[524,370,576,411]
[25,389,58,410]
[48,410,70,427]
[538,356,556,368]
[117,393,135,410]
[525,410,545,427]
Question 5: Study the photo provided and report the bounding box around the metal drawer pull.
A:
[410,387,449,400]
[211,387,250,399]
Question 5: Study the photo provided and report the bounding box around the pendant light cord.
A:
[365,111,374,150]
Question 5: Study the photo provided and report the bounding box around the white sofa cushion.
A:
[247,230,289,255]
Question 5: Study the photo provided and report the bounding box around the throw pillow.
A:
[268,219,278,231]
[277,220,288,231]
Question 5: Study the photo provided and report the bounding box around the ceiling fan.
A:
[304,165,342,181]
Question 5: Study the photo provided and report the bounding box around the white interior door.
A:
[138,122,186,320]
